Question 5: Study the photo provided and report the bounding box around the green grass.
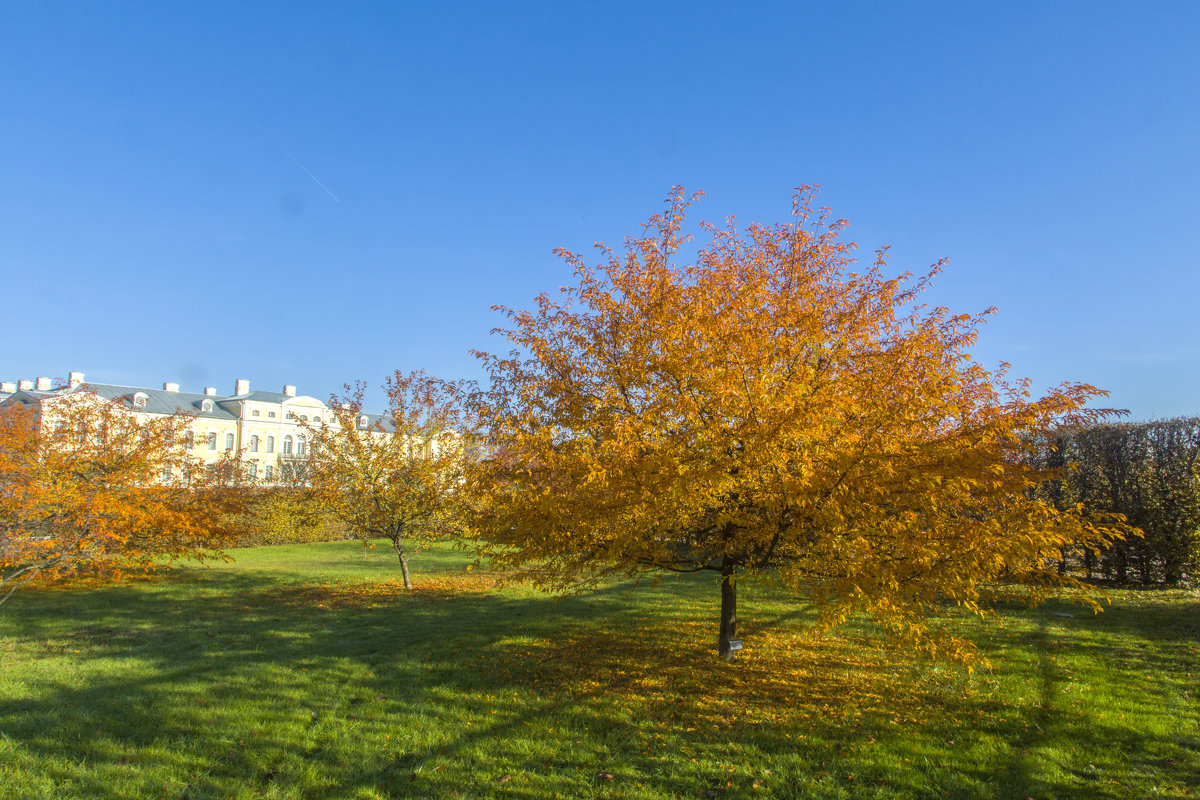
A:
[1,540,1197,799]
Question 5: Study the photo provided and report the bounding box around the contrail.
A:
[257,124,342,204]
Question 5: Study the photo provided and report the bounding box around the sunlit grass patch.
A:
[1,540,1197,799]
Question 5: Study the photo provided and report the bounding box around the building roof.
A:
[77,383,241,420]
[222,390,297,404]
[0,378,391,427]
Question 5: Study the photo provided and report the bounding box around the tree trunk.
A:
[392,537,412,590]
[717,563,738,662]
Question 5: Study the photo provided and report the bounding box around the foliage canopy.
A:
[299,372,476,589]
[0,392,246,601]
[470,187,1119,660]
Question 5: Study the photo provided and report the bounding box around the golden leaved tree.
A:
[0,392,248,603]
[470,187,1120,661]
[299,372,476,589]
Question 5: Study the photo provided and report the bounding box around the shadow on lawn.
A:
[2,573,1197,799]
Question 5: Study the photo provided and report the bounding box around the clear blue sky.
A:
[2,2,1197,418]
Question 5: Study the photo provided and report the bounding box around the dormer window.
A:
[132,392,149,408]
[201,399,214,413]
[358,415,369,429]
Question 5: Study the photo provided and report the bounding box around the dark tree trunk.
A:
[717,563,738,662]
[392,536,412,590]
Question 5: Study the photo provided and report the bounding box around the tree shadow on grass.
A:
[2,573,1197,799]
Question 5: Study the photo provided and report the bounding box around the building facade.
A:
[0,372,384,483]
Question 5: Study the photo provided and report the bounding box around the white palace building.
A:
[0,372,386,483]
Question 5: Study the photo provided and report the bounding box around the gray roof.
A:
[78,383,240,420]
[0,389,58,406]
[221,390,294,404]
[358,412,397,433]
[0,381,388,425]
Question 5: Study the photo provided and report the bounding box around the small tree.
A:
[0,393,246,603]
[300,372,475,589]
[470,187,1120,661]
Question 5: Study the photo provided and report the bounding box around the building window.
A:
[313,415,321,423]
[265,464,274,481]
[162,467,173,482]
[206,432,217,451]
[268,411,276,419]
[283,435,293,454]
[252,409,261,418]
[297,435,307,456]
[225,433,235,451]
[185,431,194,450]
[249,435,259,453]
[247,462,258,480]
[266,436,275,453]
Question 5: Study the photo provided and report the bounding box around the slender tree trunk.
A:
[392,536,412,590]
[718,562,738,662]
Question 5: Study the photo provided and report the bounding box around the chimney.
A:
[68,371,84,389]
[163,382,180,392]
[204,387,217,396]
[18,379,33,391]
[35,377,52,391]
[1,381,15,393]
[283,384,296,397]
[235,379,250,396]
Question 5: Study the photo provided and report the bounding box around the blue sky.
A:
[2,2,1197,417]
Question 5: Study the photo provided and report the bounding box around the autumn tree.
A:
[299,372,476,589]
[0,392,246,603]
[470,187,1120,661]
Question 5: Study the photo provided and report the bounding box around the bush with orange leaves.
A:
[0,393,249,602]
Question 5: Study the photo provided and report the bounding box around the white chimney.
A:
[163,382,180,392]
[35,377,52,391]
[68,371,84,389]
[235,379,250,396]
[204,386,217,396]
[18,379,33,391]
[283,384,296,397]
[0,381,16,393]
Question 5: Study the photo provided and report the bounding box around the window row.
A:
[247,408,322,424]
[245,434,306,454]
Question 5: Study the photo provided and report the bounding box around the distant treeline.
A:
[1033,418,1200,586]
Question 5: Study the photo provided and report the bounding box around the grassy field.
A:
[1,541,1197,799]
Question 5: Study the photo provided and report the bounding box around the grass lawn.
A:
[1,540,1197,799]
